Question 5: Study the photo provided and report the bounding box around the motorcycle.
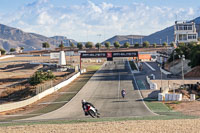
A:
[84,104,100,118]
[121,90,126,98]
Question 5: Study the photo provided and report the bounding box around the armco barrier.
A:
[0,69,86,113]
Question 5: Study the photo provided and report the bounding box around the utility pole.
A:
[132,36,133,45]
[167,36,168,44]
[158,63,163,92]
[97,34,102,43]
[179,55,185,87]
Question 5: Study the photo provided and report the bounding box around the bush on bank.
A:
[29,70,55,86]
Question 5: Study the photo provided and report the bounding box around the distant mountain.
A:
[142,16,200,44]
[50,36,77,46]
[0,24,77,51]
[104,16,200,45]
[142,26,174,44]
[102,35,146,45]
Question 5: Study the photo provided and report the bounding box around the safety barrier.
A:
[0,55,15,60]
[158,93,182,101]
[190,94,195,101]
[160,68,171,75]
[146,76,157,90]
[0,69,86,113]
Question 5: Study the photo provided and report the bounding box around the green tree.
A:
[42,42,50,49]
[178,42,185,47]
[170,42,175,47]
[95,43,101,49]
[29,70,55,86]
[134,42,139,48]
[10,48,16,52]
[143,41,150,48]
[0,48,6,55]
[77,42,83,50]
[188,42,197,49]
[123,42,130,48]
[70,42,75,49]
[20,47,24,51]
[189,50,200,68]
[188,44,200,67]
[105,42,110,49]
[114,41,120,49]
[162,42,168,47]
[59,42,65,49]
[85,42,93,49]
[153,43,157,48]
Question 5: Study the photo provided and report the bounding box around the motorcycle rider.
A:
[121,89,126,98]
[81,99,100,116]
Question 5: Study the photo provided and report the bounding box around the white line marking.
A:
[118,72,120,99]
[59,91,78,94]
[127,59,158,116]
[143,62,156,71]
[38,101,68,105]
[160,67,171,75]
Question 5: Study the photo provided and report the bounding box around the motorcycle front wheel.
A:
[88,110,96,118]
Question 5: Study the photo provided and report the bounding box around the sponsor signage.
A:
[66,51,74,56]
[112,51,138,57]
[81,51,138,58]
[81,52,107,58]
[50,52,60,59]
[107,52,112,58]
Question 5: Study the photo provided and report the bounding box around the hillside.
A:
[0,24,76,51]
[104,16,200,45]
[103,35,146,45]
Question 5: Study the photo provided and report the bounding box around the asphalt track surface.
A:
[23,58,155,121]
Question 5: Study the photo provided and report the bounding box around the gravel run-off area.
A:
[1,119,200,133]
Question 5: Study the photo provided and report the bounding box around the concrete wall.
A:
[169,59,191,75]
[0,55,15,60]
[0,69,86,113]
[146,76,157,90]
[152,79,200,90]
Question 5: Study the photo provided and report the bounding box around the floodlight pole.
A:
[80,56,82,71]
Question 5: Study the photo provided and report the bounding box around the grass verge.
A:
[129,61,137,70]
[144,98,197,119]
[136,80,147,90]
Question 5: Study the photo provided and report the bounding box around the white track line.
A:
[118,72,121,99]
[127,59,158,116]
[38,101,69,105]
[143,62,156,71]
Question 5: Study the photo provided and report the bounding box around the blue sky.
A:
[0,0,199,42]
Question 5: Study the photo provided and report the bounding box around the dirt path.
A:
[168,101,200,116]
[1,119,200,133]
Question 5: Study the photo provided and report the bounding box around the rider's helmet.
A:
[82,99,86,104]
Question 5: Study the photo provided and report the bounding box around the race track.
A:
[23,58,155,121]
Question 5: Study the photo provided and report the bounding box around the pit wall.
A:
[0,69,86,113]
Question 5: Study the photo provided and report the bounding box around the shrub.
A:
[0,48,6,55]
[29,70,55,86]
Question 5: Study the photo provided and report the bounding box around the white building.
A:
[174,21,198,44]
